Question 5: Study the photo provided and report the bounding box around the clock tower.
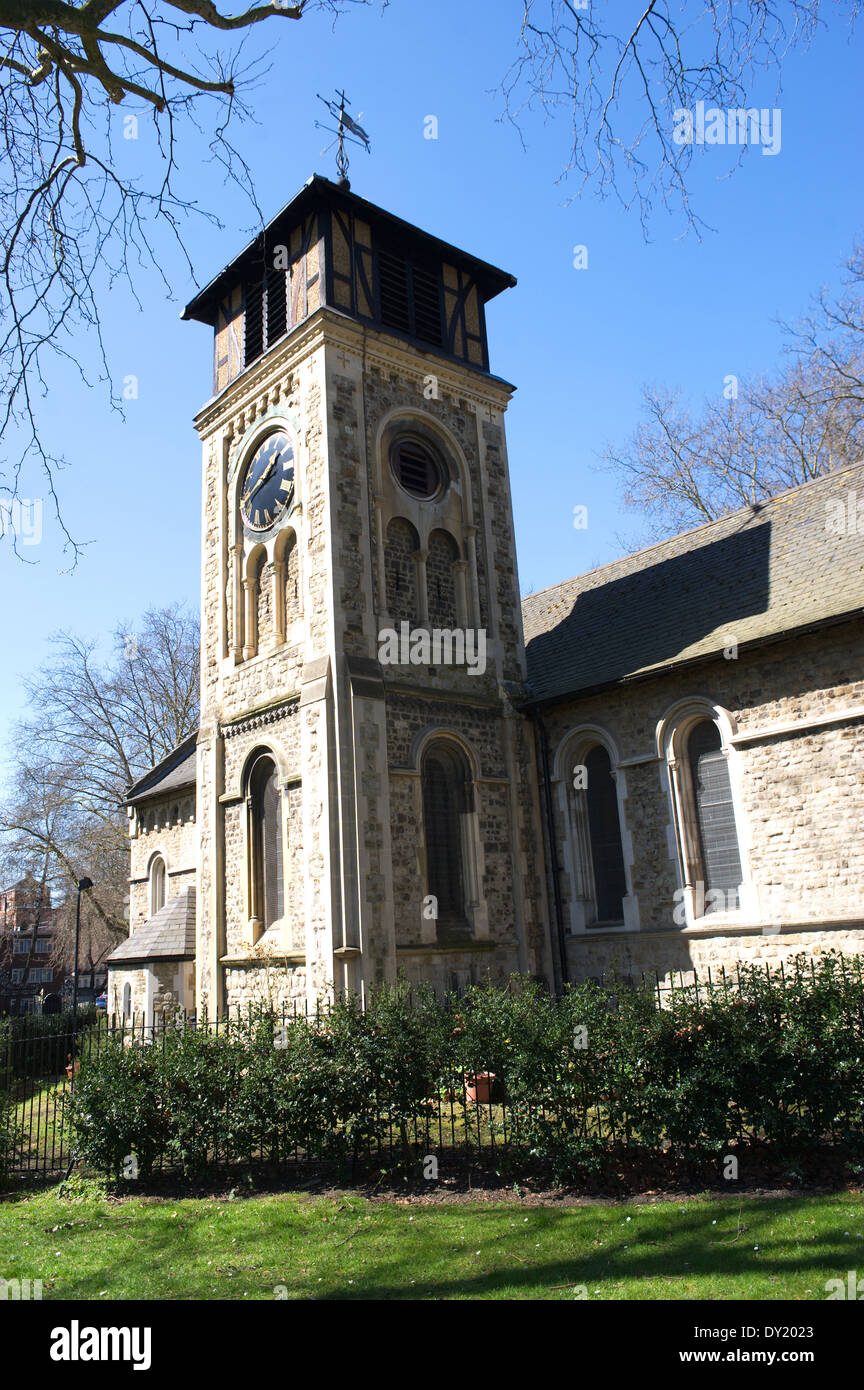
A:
[182,174,552,1015]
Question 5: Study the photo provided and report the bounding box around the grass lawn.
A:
[2,1182,863,1300]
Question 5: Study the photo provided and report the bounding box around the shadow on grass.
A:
[20,1193,861,1302]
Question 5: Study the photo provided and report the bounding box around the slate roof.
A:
[107,888,196,965]
[182,173,516,328]
[126,732,198,806]
[522,463,864,704]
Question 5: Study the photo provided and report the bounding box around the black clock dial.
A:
[240,431,295,531]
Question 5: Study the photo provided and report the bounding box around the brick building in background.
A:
[0,873,63,1015]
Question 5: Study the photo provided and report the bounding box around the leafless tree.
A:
[602,239,864,539]
[0,0,365,555]
[503,2,858,232]
[1,2,859,546]
[0,603,199,936]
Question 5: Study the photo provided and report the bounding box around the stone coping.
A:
[220,953,306,967]
[396,939,518,956]
[568,919,864,945]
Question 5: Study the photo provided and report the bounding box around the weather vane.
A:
[315,90,370,189]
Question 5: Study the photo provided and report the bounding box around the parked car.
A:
[94,993,108,1011]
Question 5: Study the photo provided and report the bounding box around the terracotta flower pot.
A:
[464,1070,495,1105]
[65,1060,80,1080]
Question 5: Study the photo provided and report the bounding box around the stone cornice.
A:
[192,306,515,437]
[193,311,329,437]
[221,696,299,741]
[321,313,516,411]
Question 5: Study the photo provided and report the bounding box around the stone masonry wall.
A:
[129,793,197,928]
[541,619,864,984]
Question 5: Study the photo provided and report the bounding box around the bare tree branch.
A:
[0,603,200,935]
[501,2,859,235]
[602,238,864,541]
[0,0,362,558]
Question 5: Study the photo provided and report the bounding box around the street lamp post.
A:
[71,877,93,1018]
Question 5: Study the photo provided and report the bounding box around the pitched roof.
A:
[126,732,198,807]
[107,888,196,965]
[182,173,516,328]
[522,463,864,704]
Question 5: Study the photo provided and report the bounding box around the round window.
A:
[390,437,445,500]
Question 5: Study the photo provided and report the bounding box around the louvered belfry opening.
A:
[378,247,444,348]
[250,755,284,931]
[422,741,471,934]
[412,263,444,345]
[378,249,411,334]
[584,745,627,923]
[243,268,288,368]
[391,438,442,499]
[688,720,743,909]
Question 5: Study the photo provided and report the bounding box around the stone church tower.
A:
[179,175,552,1015]
[108,176,864,1023]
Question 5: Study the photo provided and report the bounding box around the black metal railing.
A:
[2,955,863,1180]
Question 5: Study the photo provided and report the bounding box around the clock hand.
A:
[241,455,278,506]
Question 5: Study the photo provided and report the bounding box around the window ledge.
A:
[396,939,517,956]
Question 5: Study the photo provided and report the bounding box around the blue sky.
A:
[0,0,862,762]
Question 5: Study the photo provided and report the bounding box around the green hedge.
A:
[67,956,864,1182]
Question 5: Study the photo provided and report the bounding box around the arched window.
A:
[122,982,132,1020]
[421,741,473,934]
[659,701,748,922]
[273,529,301,644]
[248,754,284,937]
[426,529,460,629]
[561,734,632,930]
[284,534,300,627]
[384,517,420,625]
[584,745,628,923]
[149,856,166,916]
[242,546,266,660]
[687,719,743,911]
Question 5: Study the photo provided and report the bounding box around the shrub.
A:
[160,1027,241,1175]
[68,1039,166,1179]
[65,956,864,1182]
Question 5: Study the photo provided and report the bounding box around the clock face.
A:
[239,431,295,531]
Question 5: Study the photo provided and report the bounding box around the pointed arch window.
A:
[149,856,166,916]
[248,754,284,937]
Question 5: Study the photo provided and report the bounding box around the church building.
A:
[107,175,864,1021]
